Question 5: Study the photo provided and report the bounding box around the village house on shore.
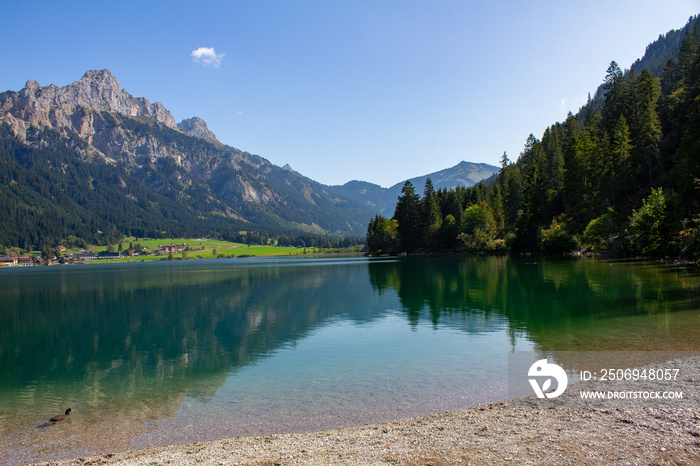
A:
[0,255,33,267]
[158,243,188,254]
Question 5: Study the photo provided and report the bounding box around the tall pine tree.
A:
[421,178,442,248]
[394,181,422,253]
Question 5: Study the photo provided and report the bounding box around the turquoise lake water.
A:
[0,255,699,463]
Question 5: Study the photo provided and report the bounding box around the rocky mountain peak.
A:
[24,79,40,90]
[81,68,117,80]
[178,116,218,142]
[65,69,126,111]
[79,69,120,87]
[0,69,179,140]
[65,69,178,129]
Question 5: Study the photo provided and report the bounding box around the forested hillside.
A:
[0,123,366,251]
[0,126,247,249]
[368,16,700,261]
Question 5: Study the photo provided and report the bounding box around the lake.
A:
[1,255,699,464]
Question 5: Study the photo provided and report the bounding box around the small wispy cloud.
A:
[191,47,225,68]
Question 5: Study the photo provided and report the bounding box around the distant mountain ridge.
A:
[328,161,499,215]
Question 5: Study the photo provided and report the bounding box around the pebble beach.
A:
[43,356,700,466]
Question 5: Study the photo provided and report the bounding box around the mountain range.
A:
[0,71,496,248]
[328,161,498,216]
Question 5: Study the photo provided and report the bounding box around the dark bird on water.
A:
[50,408,72,422]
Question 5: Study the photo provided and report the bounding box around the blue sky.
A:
[1,1,698,187]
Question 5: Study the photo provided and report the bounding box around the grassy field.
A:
[96,238,247,251]
[22,238,364,264]
[86,238,353,264]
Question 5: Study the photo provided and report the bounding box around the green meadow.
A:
[85,238,359,263]
[24,238,364,264]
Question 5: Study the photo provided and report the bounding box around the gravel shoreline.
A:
[41,356,700,466]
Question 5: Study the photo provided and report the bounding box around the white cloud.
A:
[191,47,225,68]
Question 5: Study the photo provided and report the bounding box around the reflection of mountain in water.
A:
[0,259,385,418]
[367,255,700,352]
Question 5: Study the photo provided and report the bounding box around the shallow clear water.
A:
[0,255,699,463]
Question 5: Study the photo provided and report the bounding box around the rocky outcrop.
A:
[178,117,218,143]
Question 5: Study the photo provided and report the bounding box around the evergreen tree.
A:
[562,133,586,223]
[500,151,510,169]
[394,181,422,252]
[516,135,548,249]
[632,69,662,183]
[421,178,442,248]
[541,125,565,198]
[603,61,626,129]
[499,163,522,230]
[611,115,633,197]
[582,110,612,215]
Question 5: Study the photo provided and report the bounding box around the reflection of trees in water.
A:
[367,255,700,351]
[368,256,508,330]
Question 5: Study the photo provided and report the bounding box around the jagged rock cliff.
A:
[0,70,180,140]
